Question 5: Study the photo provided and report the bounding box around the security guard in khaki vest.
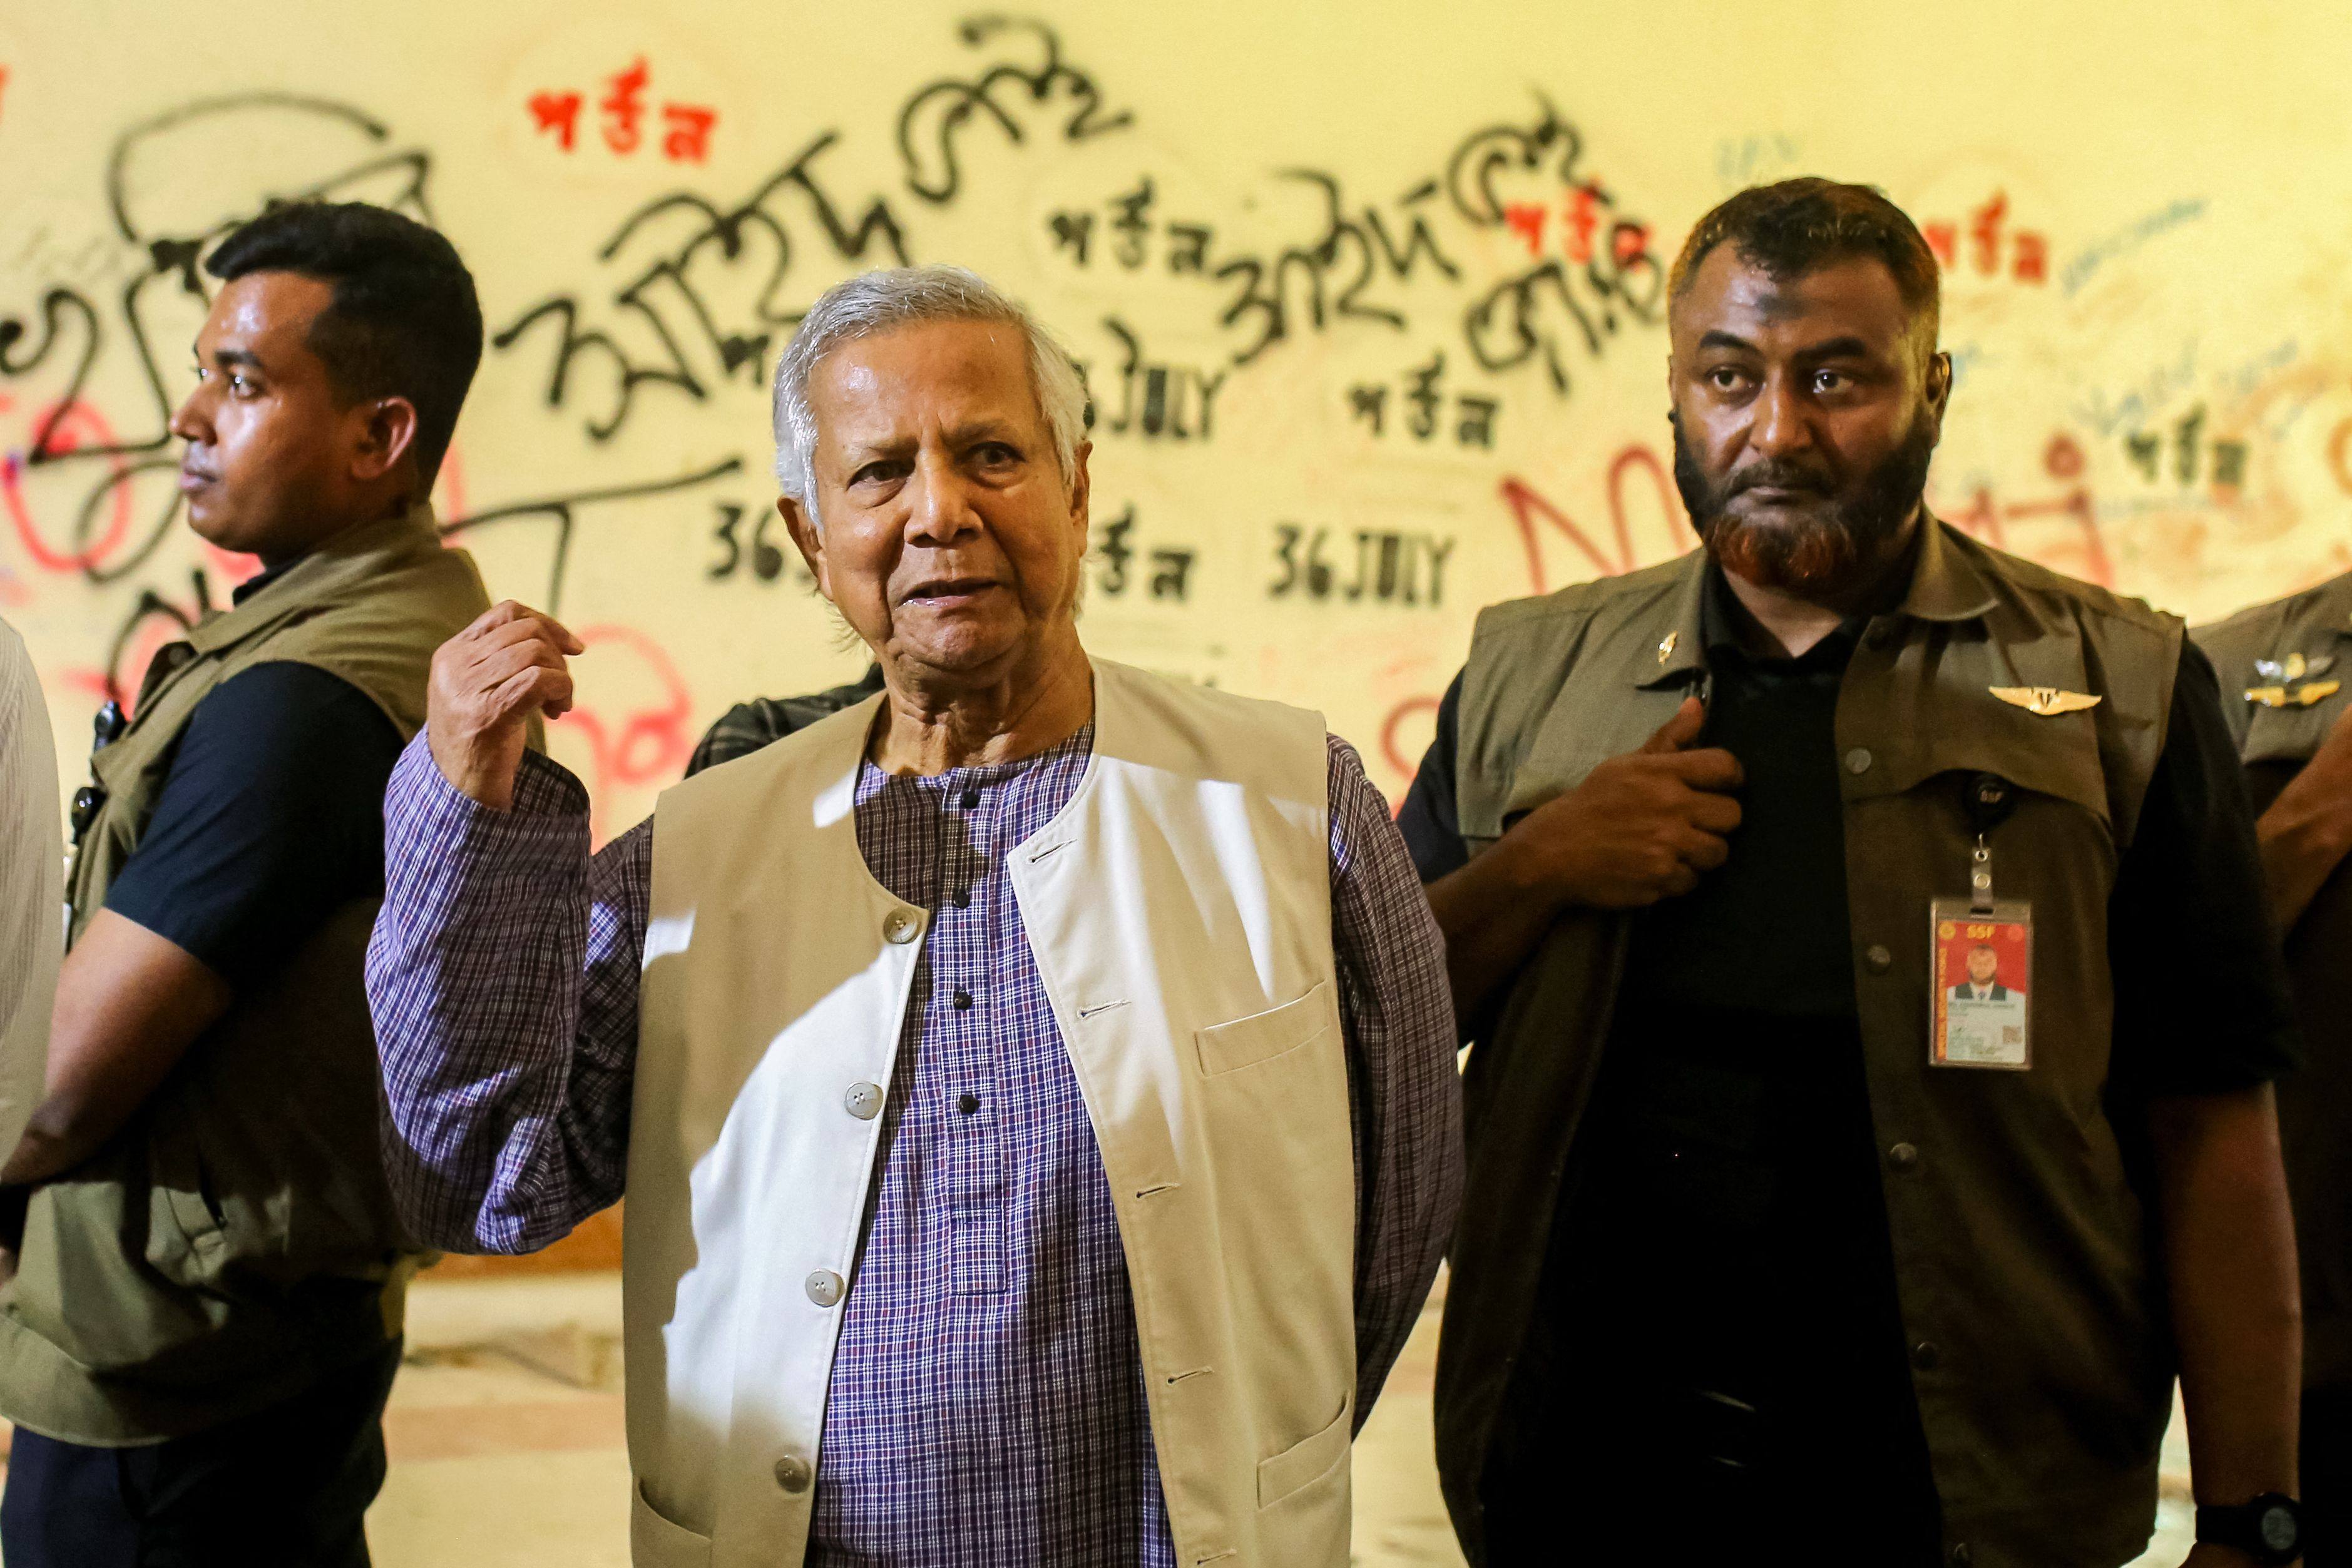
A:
[0,203,496,1566]
[2197,576,2352,1567]
[1399,180,2308,1568]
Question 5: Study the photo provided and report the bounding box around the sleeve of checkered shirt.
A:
[366,735,650,1254]
[1326,733,1465,1427]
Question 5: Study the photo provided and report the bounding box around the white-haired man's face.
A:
[779,318,1090,690]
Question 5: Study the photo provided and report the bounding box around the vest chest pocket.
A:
[1194,982,1335,1077]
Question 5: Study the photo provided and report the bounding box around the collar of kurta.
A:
[185,503,442,659]
[1636,511,1998,690]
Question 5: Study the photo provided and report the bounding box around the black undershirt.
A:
[102,570,404,988]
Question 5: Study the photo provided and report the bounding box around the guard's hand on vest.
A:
[1509,696,1742,909]
[426,601,585,811]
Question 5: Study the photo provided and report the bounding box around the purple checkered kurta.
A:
[367,721,1461,1566]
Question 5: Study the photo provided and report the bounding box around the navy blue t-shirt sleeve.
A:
[1394,671,1470,884]
[105,661,404,988]
[2106,641,2302,1096]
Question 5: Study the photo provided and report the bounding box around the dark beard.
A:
[1672,411,1938,596]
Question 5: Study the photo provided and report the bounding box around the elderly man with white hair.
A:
[365,265,1463,1568]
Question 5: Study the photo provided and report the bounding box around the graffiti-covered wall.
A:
[4,1,2349,834]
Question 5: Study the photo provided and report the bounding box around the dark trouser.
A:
[2311,1383,2352,1568]
[0,1338,401,1568]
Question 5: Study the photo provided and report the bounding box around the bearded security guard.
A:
[0,203,496,1567]
[1403,180,2306,1568]
[2198,575,2352,1567]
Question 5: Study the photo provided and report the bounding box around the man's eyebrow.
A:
[1697,330,1758,355]
[204,346,266,372]
[1794,335,1875,360]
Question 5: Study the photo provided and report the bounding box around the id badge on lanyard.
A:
[1929,774,2032,1071]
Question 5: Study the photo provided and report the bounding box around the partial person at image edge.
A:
[2197,579,2352,1567]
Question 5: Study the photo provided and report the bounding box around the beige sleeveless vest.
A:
[627,656,1356,1568]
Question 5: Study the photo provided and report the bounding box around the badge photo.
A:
[1929,900,2032,1069]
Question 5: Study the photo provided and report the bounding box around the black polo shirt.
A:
[1399,564,2297,1537]
[101,568,404,988]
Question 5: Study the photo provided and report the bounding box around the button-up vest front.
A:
[628,657,1356,1568]
[1435,521,2183,1568]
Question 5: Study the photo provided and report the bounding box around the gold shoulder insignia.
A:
[1656,630,1678,665]
[2246,678,2341,709]
[1988,686,2103,716]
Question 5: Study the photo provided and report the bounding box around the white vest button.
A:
[844,1082,882,1120]
[882,909,921,944]
[773,1455,812,1492]
[805,1269,845,1307]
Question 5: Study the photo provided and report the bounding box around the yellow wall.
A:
[4,1,2349,830]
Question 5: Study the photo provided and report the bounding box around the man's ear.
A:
[1923,349,1954,434]
[352,397,420,486]
[777,496,828,599]
[1066,440,1092,544]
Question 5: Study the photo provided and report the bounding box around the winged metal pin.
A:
[1988,686,2103,716]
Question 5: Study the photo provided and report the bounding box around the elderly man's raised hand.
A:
[1502,696,1744,909]
[426,601,583,812]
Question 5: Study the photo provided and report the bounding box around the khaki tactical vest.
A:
[626,658,1357,1568]
[1436,519,2182,1568]
[2195,572,2352,1388]
[0,506,493,1444]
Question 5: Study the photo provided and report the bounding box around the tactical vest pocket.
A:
[1257,1393,1351,1507]
[1194,982,1335,1077]
[630,1479,713,1567]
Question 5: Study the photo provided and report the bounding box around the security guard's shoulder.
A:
[2193,569,2352,668]
[1469,552,1695,649]
[1952,529,2181,651]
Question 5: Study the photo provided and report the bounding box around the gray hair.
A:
[770,265,1089,529]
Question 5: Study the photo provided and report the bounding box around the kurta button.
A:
[844,1082,882,1120]
[773,1455,812,1493]
[1888,1142,1920,1171]
[951,888,971,909]
[1947,1546,1970,1567]
[882,909,920,944]
[1865,944,1893,973]
[1844,747,1874,775]
[805,1270,844,1307]
[952,989,973,1010]
[1911,1340,1940,1370]
[960,788,980,809]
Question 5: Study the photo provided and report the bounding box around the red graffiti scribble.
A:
[1505,203,1547,257]
[661,103,718,165]
[551,624,693,842]
[3,400,136,573]
[1498,444,1692,592]
[529,91,583,151]
[1920,193,2046,285]
[529,61,717,164]
[600,58,650,154]
[1935,434,2112,587]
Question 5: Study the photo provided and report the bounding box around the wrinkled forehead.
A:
[1670,246,1923,358]
[808,318,1040,445]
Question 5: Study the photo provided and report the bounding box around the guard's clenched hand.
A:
[425,600,583,811]
[1498,696,1744,909]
